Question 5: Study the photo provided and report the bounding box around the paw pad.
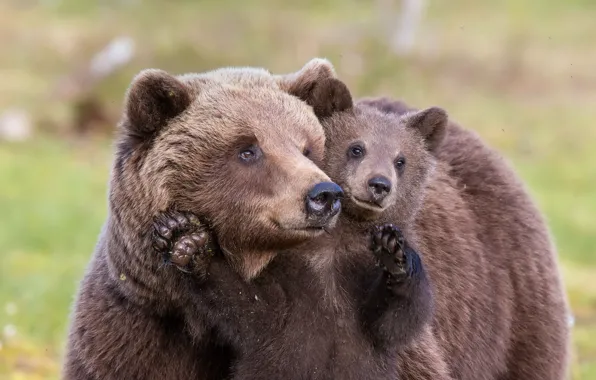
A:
[152,210,214,271]
[371,224,407,279]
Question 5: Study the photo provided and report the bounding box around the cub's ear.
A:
[277,58,353,119]
[123,69,192,139]
[357,97,414,116]
[404,107,448,152]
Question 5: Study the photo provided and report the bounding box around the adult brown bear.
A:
[62,64,343,379]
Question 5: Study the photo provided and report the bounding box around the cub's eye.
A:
[303,147,311,157]
[238,145,262,164]
[348,144,365,159]
[395,156,406,170]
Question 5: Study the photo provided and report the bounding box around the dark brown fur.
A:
[157,89,464,380]
[149,60,434,380]
[63,61,433,380]
[357,96,571,379]
[156,219,431,380]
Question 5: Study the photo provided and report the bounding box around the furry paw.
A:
[371,224,416,283]
[152,210,216,274]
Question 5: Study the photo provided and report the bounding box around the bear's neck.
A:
[100,173,180,308]
[105,201,155,271]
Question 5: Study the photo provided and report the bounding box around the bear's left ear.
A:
[405,107,448,152]
[123,69,193,139]
[277,58,353,119]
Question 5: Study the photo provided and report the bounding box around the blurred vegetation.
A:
[0,0,595,378]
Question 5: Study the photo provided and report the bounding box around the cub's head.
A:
[323,105,448,223]
[113,65,346,278]
[277,59,448,223]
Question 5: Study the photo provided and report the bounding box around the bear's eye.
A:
[303,147,311,157]
[238,145,262,164]
[348,144,365,159]
[395,156,406,170]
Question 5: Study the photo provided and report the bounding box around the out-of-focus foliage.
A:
[0,0,594,378]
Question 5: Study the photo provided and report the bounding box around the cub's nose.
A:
[305,182,344,221]
[367,176,392,203]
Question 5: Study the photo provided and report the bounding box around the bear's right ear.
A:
[404,107,448,152]
[277,58,353,119]
[123,69,192,139]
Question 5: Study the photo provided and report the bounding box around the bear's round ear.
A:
[123,69,192,138]
[277,58,353,119]
[308,77,354,120]
[405,107,448,152]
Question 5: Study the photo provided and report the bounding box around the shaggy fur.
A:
[160,79,471,380]
[62,60,433,380]
[156,213,432,380]
[148,60,435,380]
[357,96,571,379]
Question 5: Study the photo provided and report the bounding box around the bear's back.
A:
[437,122,570,378]
[408,164,514,379]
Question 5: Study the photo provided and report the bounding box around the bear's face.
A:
[114,66,345,278]
[322,105,448,223]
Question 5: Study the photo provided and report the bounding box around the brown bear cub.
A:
[358,96,571,380]
[63,60,433,380]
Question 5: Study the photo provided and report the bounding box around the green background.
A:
[0,1,594,378]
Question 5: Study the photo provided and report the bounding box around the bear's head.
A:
[322,105,448,223]
[277,61,447,224]
[112,64,346,279]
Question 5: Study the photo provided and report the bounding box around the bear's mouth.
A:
[351,196,385,212]
[271,218,330,235]
[283,226,328,237]
[296,223,334,233]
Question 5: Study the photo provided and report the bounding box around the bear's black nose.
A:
[305,182,344,222]
[367,176,392,203]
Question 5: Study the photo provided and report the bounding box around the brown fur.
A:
[63,60,435,380]
[144,60,435,380]
[356,96,571,379]
[155,79,477,380]
[62,64,344,379]
[169,220,432,380]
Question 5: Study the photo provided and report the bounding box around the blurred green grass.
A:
[0,0,594,379]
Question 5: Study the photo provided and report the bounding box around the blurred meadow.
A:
[0,0,594,378]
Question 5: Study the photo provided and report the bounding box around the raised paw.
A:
[371,224,412,281]
[152,210,216,274]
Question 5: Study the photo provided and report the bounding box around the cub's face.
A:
[322,106,447,223]
[274,58,448,225]
[115,67,344,270]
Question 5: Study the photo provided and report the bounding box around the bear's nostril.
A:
[306,182,344,219]
[307,182,344,202]
[368,176,392,199]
